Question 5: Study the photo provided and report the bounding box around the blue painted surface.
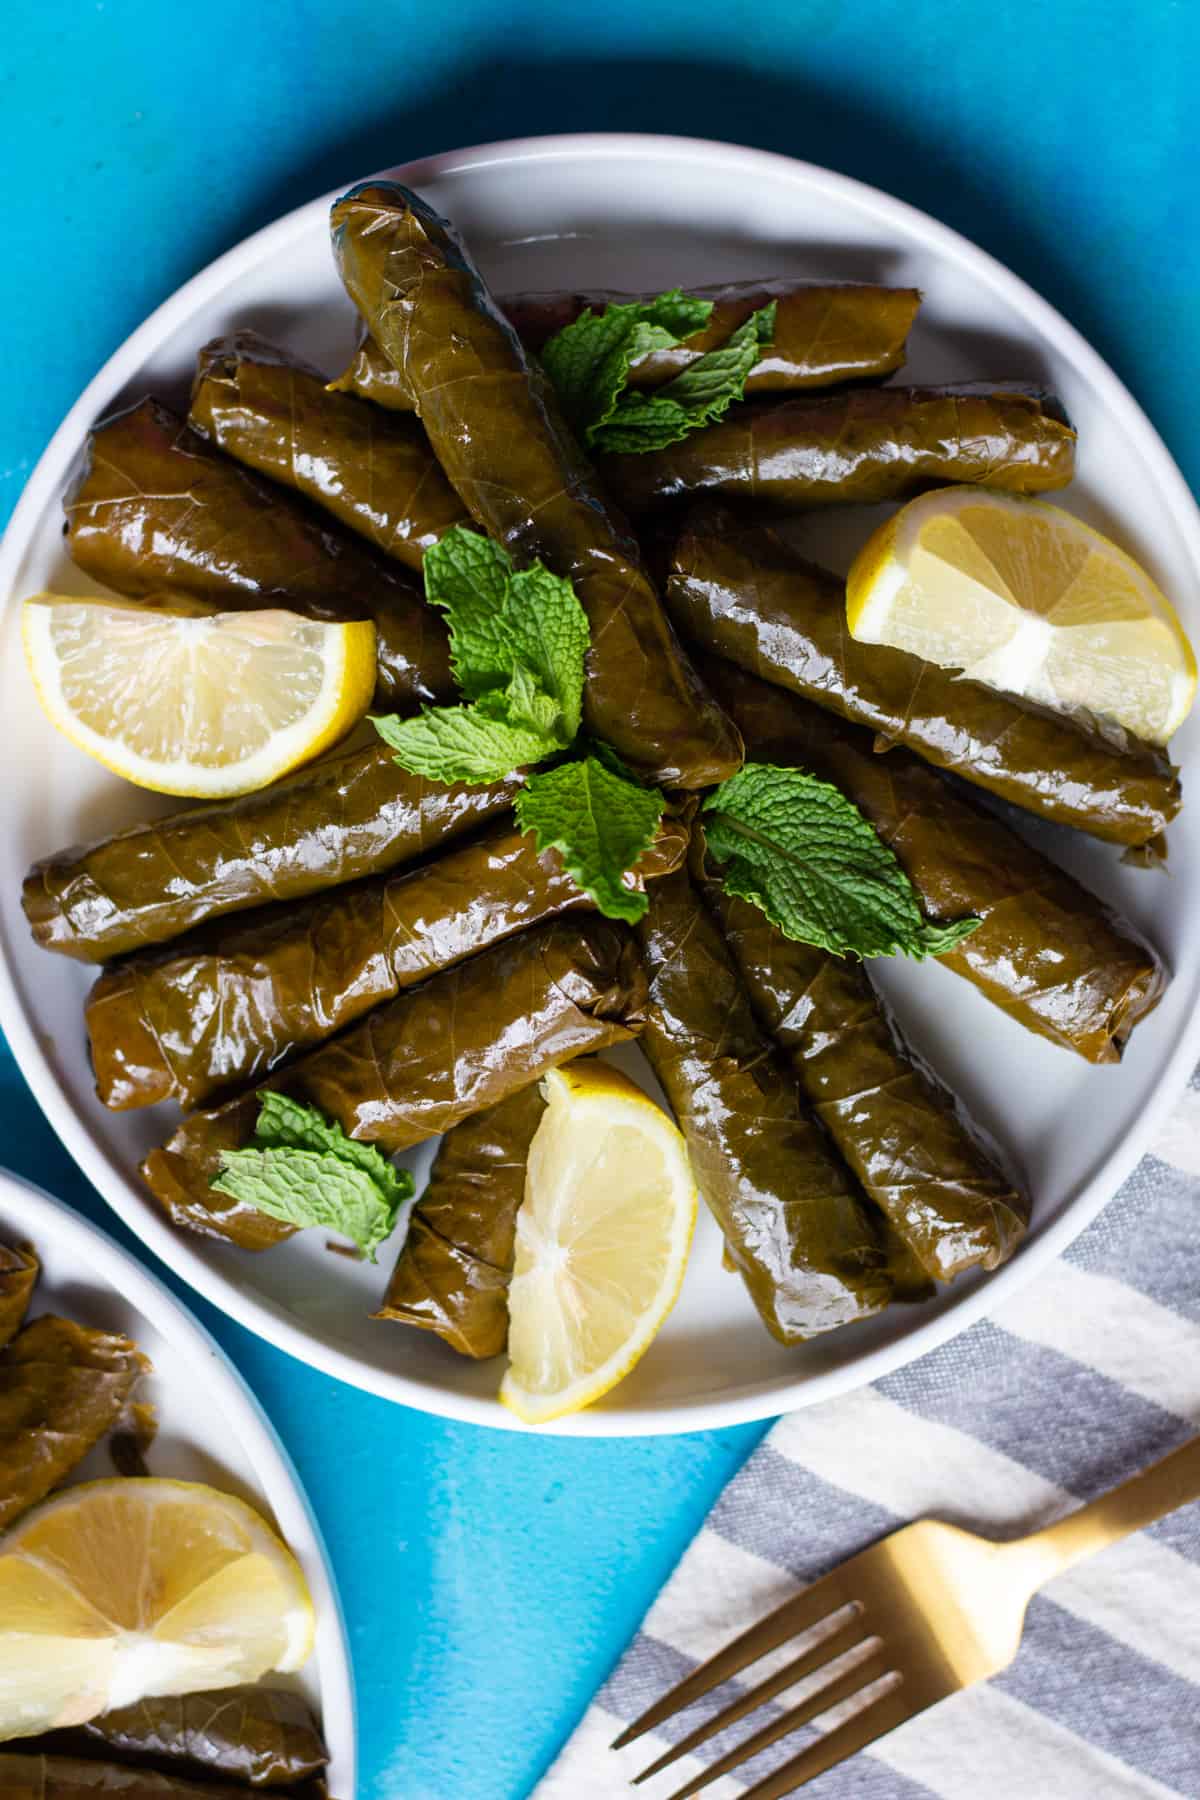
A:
[2,4,1197,1795]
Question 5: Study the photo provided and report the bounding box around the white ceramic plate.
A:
[1,133,1198,1437]
[0,1169,355,1794]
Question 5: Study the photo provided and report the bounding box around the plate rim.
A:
[0,1165,357,1794]
[1,128,1198,1438]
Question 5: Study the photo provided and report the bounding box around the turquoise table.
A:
[4,5,1197,1795]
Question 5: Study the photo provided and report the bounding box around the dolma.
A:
[332,279,922,409]
[375,1082,547,1357]
[599,384,1076,514]
[330,182,742,790]
[189,333,469,573]
[28,1689,327,1788]
[667,510,1179,847]
[141,916,646,1251]
[692,846,1029,1280]
[0,1755,256,1800]
[87,810,690,1110]
[0,1245,38,1348]
[0,1316,148,1530]
[636,869,890,1341]
[22,743,516,964]
[702,655,1164,1061]
[64,398,452,710]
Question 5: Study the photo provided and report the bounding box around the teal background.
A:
[2,4,1197,1796]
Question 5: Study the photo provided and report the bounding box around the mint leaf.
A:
[374,704,553,785]
[591,302,777,455]
[211,1092,412,1260]
[503,563,589,742]
[703,762,981,961]
[422,528,588,739]
[540,290,713,443]
[376,526,590,784]
[422,527,515,701]
[516,754,664,924]
[253,1091,412,1206]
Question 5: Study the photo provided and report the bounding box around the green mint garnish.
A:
[211,1092,412,1261]
[541,293,776,454]
[703,763,981,961]
[373,525,668,922]
[515,753,665,926]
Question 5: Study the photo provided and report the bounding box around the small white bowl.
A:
[0,1169,355,1796]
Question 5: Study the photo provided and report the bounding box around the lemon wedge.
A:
[500,1061,697,1425]
[846,488,1196,744]
[23,595,376,796]
[0,1478,315,1740]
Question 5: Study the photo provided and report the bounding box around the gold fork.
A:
[613,1432,1200,1799]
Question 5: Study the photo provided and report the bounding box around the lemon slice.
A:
[846,488,1196,744]
[0,1478,315,1740]
[23,595,376,796]
[500,1060,697,1425]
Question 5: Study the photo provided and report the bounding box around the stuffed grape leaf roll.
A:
[0,1755,262,1799]
[87,810,690,1110]
[701,655,1164,1061]
[375,1082,547,1358]
[600,384,1076,514]
[141,916,647,1251]
[332,279,921,410]
[330,182,742,790]
[22,744,517,964]
[189,333,469,573]
[0,1316,149,1530]
[692,844,1029,1280]
[637,869,890,1341]
[0,1245,38,1349]
[27,1689,328,1788]
[667,509,1179,846]
[64,397,452,710]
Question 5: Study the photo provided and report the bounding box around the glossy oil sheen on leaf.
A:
[704,763,980,961]
[636,869,891,1342]
[700,655,1165,1063]
[85,813,690,1111]
[516,756,665,924]
[32,1686,329,1787]
[142,916,648,1248]
[665,510,1180,847]
[330,183,743,788]
[0,1317,148,1530]
[21,740,518,964]
[693,855,1029,1282]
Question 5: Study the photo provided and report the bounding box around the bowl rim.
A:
[2,129,1199,1437]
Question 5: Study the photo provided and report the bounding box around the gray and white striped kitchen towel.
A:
[536,1062,1200,1800]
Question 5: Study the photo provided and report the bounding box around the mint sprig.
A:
[541,293,777,454]
[374,527,588,784]
[703,763,981,961]
[516,754,665,926]
[211,1092,412,1261]
[540,289,713,445]
[374,526,666,920]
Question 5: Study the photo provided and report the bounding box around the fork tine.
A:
[738,1679,917,1800]
[659,1646,890,1800]
[632,1609,866,1784]
[611,1574,856,1749]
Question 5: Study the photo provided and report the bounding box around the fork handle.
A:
[1015,1433,1200,1582]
